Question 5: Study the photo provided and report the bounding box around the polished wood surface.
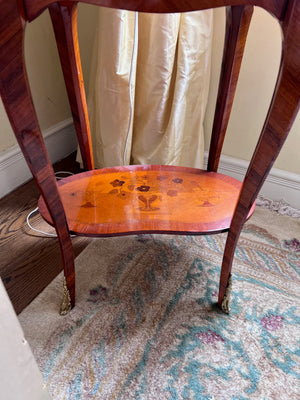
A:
[38,166,255,236]
[1,0,299,313]
[49,2,94,171]
[207,5,253,172]
[0,1,76,307]
[24,0,287,22]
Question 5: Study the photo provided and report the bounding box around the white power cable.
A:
[123,11,138,166]
[26,171,75,238]
[54,171,74,180]
[26,207,57,237]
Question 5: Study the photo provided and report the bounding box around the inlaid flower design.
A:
[138,195,159,211]
[110,179,125,187]
[136,185,151,192]
[117,191,131,200]
[167,190,178,197]
[172,178,183,184]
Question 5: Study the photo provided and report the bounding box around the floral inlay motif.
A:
[103,170,229,215]
[260,314,284,331]
[110,179,125,187]
[138,195,159,211]
[167,190,178,197]
[283,238,300,253]
[172,178,183,184]
[118,191,130,200]
[136,185,151,192]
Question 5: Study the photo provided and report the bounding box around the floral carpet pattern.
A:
[19,207,300,399]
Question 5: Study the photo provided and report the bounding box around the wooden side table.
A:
[0,0,299,315]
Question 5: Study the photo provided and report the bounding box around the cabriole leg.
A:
[207,5,253,172]
[0,2,76,315]
[218,0,300,313]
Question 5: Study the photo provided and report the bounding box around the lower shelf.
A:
[38,165,255,236]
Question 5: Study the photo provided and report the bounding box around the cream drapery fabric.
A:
[86,8,213,168]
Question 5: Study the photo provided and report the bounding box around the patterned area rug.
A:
[19,207,300,400]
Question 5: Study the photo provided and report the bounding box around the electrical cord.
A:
[26,171,75,238]
[26,207,57,237]
[53,171,74,180]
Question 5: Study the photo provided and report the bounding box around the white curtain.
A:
[85,8,213,168]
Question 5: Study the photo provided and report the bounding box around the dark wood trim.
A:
[207,5,253,172]
[49,2,94,171]
[24,0,287,22]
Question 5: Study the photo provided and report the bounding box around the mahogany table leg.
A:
[49,2,94,171]
[218,0,300,312]
[207,5,253,172]
[0,2,76,315]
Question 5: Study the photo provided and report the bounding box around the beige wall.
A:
[0,4,97,153]
[204,7,300,174]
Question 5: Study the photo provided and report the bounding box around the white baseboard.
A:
[204,152,300,209]
[0,118,77,199]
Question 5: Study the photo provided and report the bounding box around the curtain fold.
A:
[85,8,213,169]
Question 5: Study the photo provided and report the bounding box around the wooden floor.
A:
[0,153,92,314]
